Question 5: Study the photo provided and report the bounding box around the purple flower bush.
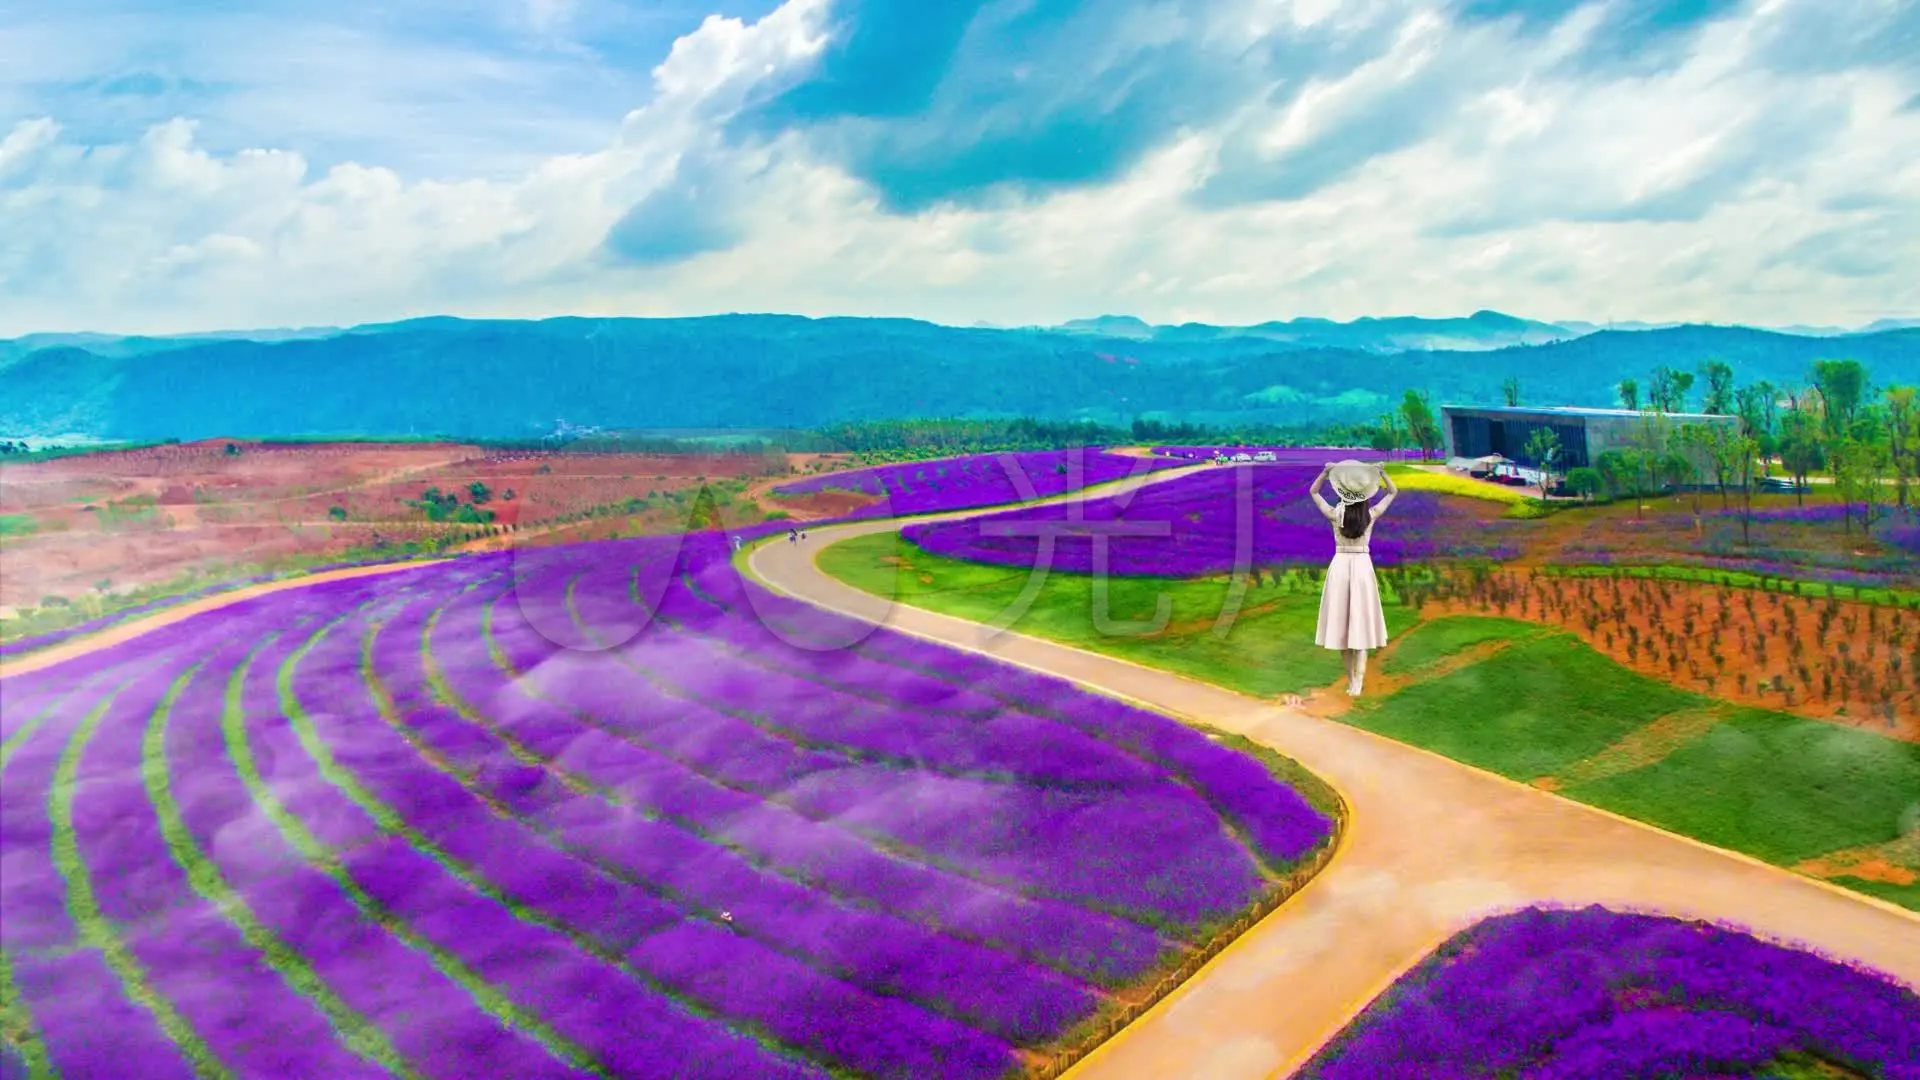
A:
[900,465,1522,578]
[1150,446,1409,463]
[1301,905,1920,1080]
[0,524,1334,1079]
[770,449,1185,520]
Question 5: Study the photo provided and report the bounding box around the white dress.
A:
[1314,498,1390,651]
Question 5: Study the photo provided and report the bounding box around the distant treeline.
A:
[807,417,1366,457]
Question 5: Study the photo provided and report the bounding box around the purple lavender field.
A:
[0,526,1334,1080]
[1149,447,1410,463]
[1301,905,1920,1080]
[900,464,1524,578]
[771,449,1185,519]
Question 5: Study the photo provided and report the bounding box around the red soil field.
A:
[1421,568,1920,741]
[0,441,795,613]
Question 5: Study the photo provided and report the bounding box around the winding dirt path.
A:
[747,516,1920,1080]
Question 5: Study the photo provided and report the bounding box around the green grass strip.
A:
[49,680,236,1079]
[1,667,131,774]
[141,662,424,1079]
[268,617,610,1078]
[219,634,600,1078]
[0,948,56,1079]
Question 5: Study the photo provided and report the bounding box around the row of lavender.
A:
[1149,447,1409,463]
[1302,905,1920,1080]
[770,449,1186,518]
[901,463,1524,577]
[0,524,1334,1079]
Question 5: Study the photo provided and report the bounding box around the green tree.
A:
[1399,389,1443,459]
[1733,383,1779,472]
[1565,466,1603,503]
[1523,427,1562,496]
[1617,378,1639,411]
[1811,358,1868,439]
[1648,366,1695,412]
[1368,411,1406,452]
[1730,433,1760,547]
[327,505,348,522]
[468,481,492,504]
[1501,376,1521,407]
[1699,360,1735,415]
[1777,408,1825,508]
[1884,385,1916,511]
[1701,422,1750,511]
[1830,435,1893,537]
[1594,449,1636,502]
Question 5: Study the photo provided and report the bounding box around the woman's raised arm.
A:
[1373,462,1398,518]
[1309,463,1337,521]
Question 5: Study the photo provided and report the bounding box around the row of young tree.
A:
[809,416,1361,461]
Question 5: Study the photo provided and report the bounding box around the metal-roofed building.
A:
[1440,404,1739,474]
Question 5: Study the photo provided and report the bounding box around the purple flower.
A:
[1303,905,1920,1080]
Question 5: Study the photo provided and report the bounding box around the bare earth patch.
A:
[1552,704,1732,788]
[1797,832,1920,886]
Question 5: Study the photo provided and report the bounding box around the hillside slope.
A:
[2,316,1914,440]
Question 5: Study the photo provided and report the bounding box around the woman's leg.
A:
[1344,649,1358,691]
[1354,649,1369,692]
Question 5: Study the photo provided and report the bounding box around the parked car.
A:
[1757,476,1808,492]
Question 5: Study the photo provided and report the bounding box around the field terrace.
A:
[0,523,1339,1080]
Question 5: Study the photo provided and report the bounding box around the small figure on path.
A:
[788,528,797,544]
[1309,460,1397,696]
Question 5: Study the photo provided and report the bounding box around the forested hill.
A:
[2,314,1915,441]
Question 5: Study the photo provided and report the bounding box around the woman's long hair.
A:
[1339,499,1370,540]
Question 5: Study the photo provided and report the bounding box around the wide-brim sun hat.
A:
[1329,459,1383,504]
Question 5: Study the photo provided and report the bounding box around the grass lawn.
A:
[1342,630,1703,781]
[1568,709,1920,866]
[1826,877,1920,910]
[817,537,1920,913]
[1375,615,1544,676]
[816,531,1418,698]
[0,513,35,537]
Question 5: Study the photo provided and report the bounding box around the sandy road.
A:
[747,511,1920,1080]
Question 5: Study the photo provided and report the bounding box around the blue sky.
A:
[1,0,1915,335]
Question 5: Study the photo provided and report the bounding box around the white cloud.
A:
[1,0,1916,337]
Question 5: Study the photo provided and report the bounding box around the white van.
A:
[1253,451,1276,462]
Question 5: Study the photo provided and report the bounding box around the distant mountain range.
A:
[2,312,1915,442]
[1049,311,1920,350]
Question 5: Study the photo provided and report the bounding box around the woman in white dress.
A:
[1310,461,1397,696]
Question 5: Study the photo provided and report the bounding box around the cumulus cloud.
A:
[1,0,1916,336]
